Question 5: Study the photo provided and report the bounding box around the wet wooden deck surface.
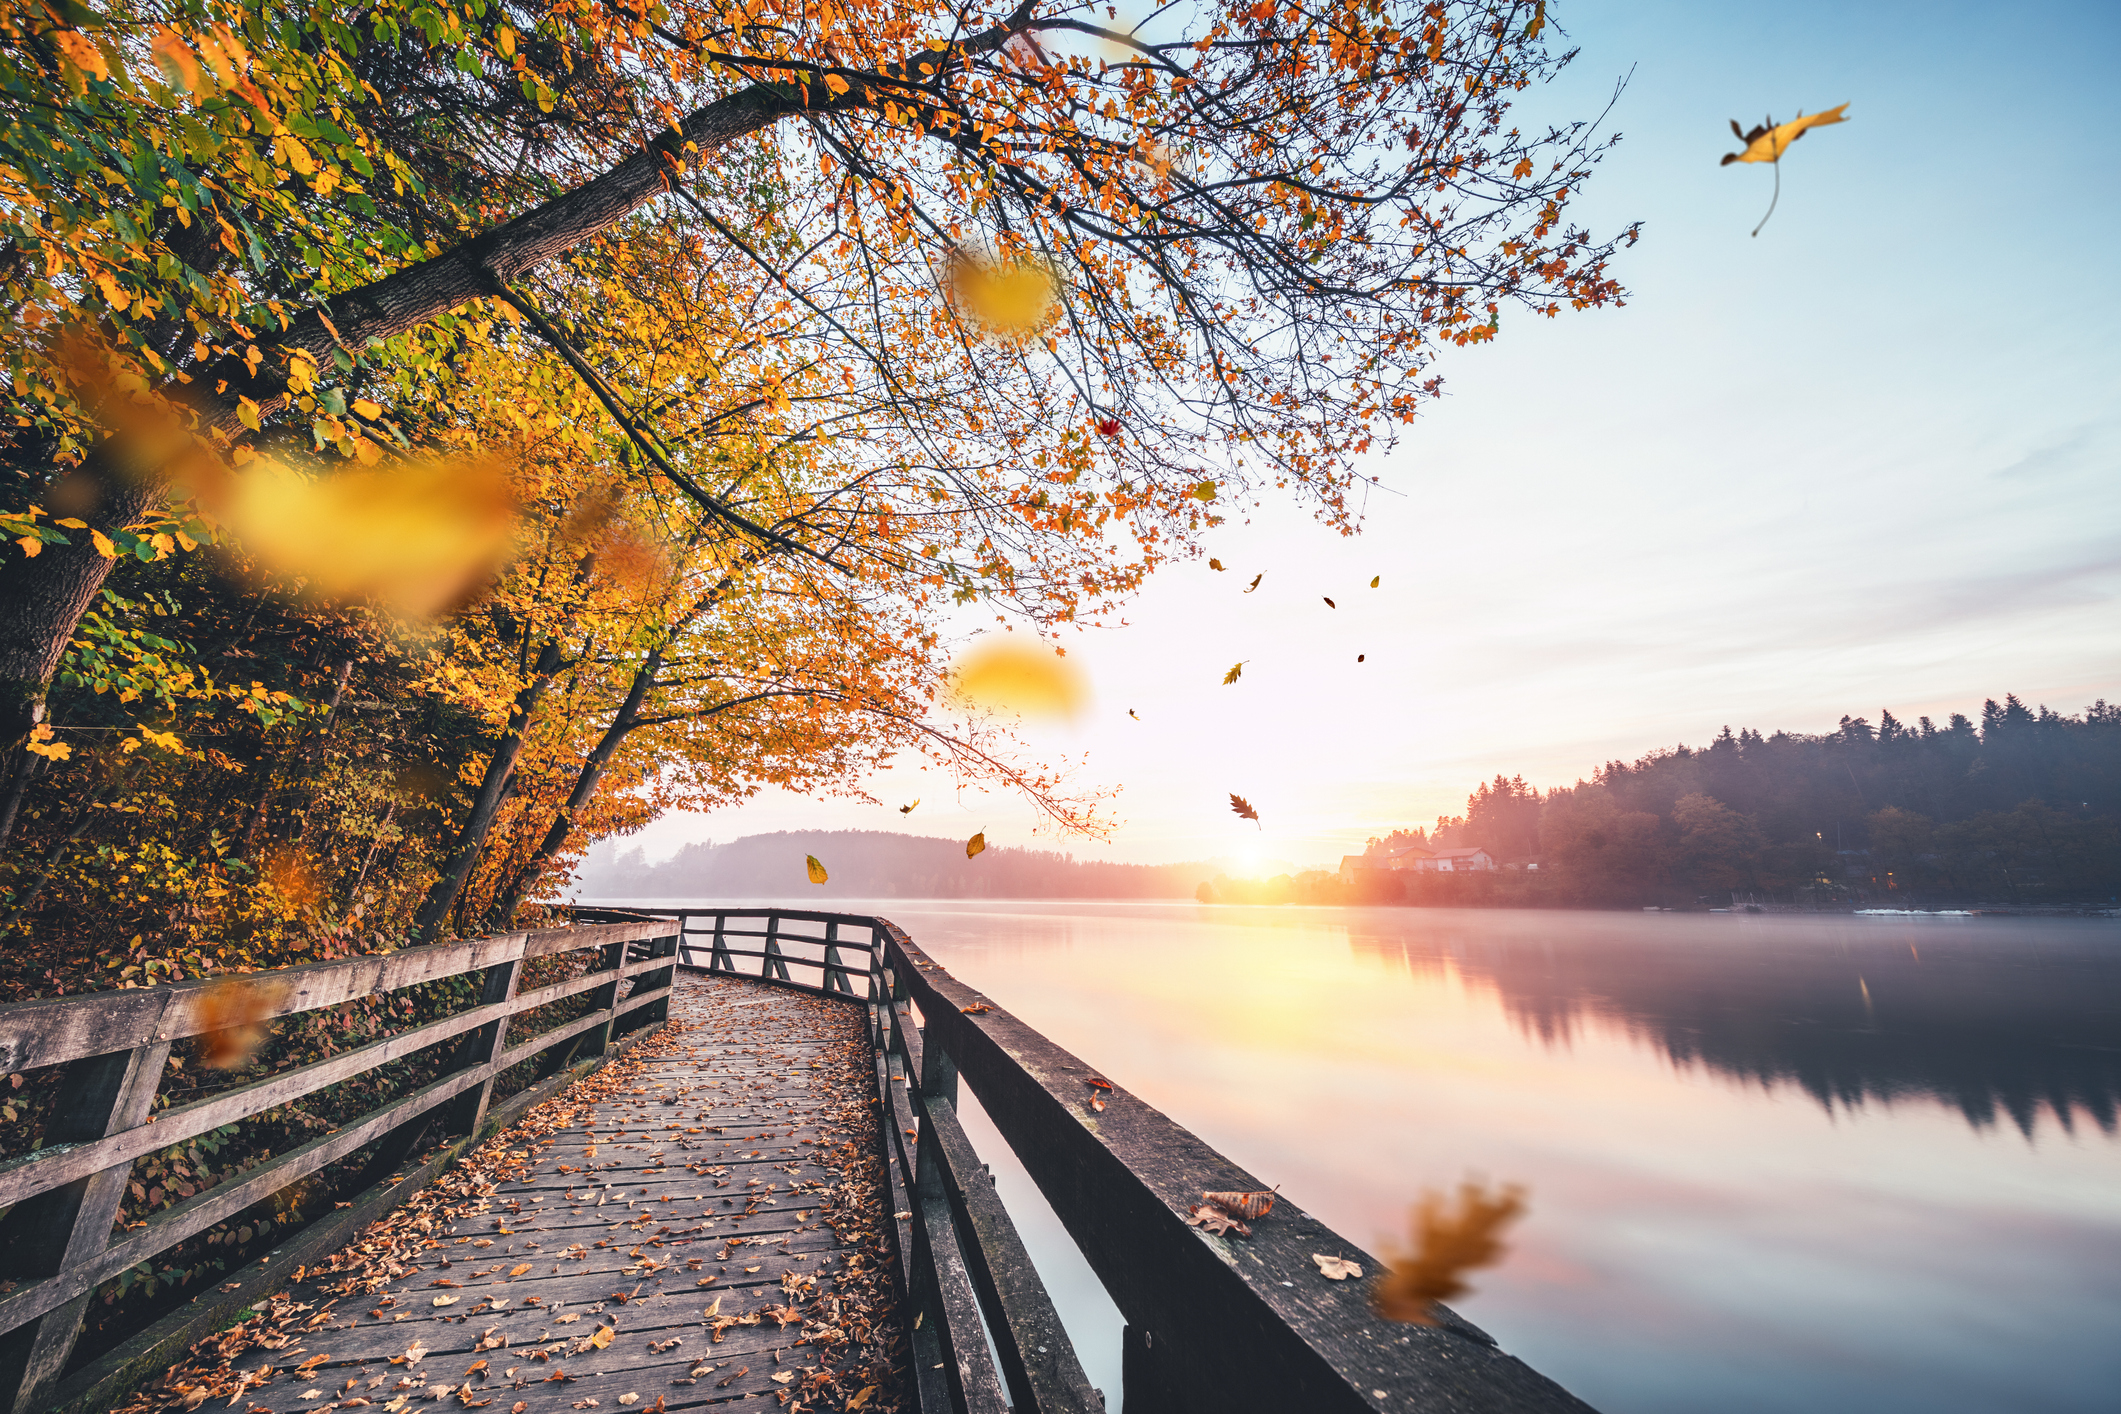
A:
[141,975,907,1413]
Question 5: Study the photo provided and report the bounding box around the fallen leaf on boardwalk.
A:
[771,1372,795,1384]
[1371,1181,1527,1324]
[848,1389,878,1410]
[1721,104,1849,165]
[716,1368,748,1388]
[392,1345,428,1366]
[703,1296,722,1317]
[1222,662,1245,685]
[1086,1076,1114,1091]
[763,1304,802,1326]
[805,855,829,885]
[966,832,987,858]
[510,1405,526,1414]
[1229,794,1260,828]
[950,639,1088,721]
[1185,1203,1249,1237]
[507,1264,532,1277]
[554,1314,581,1324]
[1323,597,1336,608]
[618,1395,637,1406]
[1313,1254,1363,1280]
[471,1239,494,1249]
[588,1327,614,1350]
[571,1401,598,1410]
[295,1357,330,1377]
[462,1362,488,1378]
[432,1296,459,1306]
[899,800,919,814]
[1203,1188,1279,1221]
[193,977,292,1069]
[960,1003,993,1015]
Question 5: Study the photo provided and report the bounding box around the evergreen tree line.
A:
[1377,696,2121,907]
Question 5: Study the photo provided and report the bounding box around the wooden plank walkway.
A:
[111,974,911,1414]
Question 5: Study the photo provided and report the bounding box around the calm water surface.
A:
[617,901,2121,1413]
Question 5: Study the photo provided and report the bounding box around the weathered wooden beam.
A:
[880,925,1597,1414]
[921,1096,1104,1414]
[0,921,670,1074]
[0,1041,169,1414]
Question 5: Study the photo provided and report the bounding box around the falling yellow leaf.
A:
[1222,662,1245,685]
[966,832,986,859]
[1370,575,1380,588]
[949,251,1060,341]
[150,27,205,91]
[219,454,520,619]
[1244,573,1263,593]
[351,398,384,420]
[1371,1181,1527,1324]
[950,639,1089,721]
[898,799,919,814]
[1721,104,1850,165]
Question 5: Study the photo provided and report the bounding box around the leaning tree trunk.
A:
[490,646,665,927]
[407,633,573,943]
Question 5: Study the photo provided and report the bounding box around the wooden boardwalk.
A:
[123,974,909,1414]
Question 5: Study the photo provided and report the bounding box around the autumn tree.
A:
[0,0,1633,778]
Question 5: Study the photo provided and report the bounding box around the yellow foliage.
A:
[948,252,1060,341]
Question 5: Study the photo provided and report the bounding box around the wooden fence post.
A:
[586,941,626,1055]
[0,1041,170,1414]
[762,915,791,983]
[443,956,523,1139]
[709,914,733,973]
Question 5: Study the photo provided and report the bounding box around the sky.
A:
[604,0,2121,877]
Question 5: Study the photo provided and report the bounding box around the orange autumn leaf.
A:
[508,1264,532,1277]
[805,855,828,885]
[1202,1188,1278,1221]
[1371,1181,1528,1324]
[193,976,291,1069]
[965,831,986,858]
[588,1326,614,1350]
[1229,793,1260,828]
[150,28,205,91]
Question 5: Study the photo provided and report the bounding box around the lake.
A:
[594,900,2121,1413]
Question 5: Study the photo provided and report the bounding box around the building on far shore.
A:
[1338,844,1499,882]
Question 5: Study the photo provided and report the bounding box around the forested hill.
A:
[1387,695,2121,905]
[580,830,1209,900]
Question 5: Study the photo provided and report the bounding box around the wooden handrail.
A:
[0,920,682,1414]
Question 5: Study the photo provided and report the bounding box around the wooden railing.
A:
[606,906,1599,1414]
[0,919,681,1414]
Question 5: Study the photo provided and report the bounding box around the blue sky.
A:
[603,0,2121,875]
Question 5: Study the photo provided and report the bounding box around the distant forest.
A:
[1357,695,2121,908]
[581,830,1208,899]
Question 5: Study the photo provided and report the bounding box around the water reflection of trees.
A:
[1348,920,2121,1137]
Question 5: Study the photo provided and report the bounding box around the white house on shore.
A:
[1338,844,1499,882]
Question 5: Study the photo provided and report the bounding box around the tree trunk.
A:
[407,633,573,943]
[491,646,664,927]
